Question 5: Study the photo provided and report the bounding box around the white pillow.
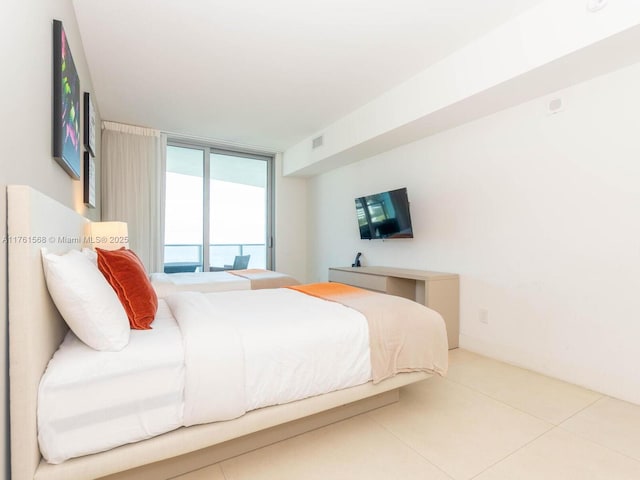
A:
[81,247,98,265]
[41,249,130,351]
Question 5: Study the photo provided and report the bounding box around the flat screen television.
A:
[355,187,414,239]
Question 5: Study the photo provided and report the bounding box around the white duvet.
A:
[38,289,371,463]
[38,301,185,464]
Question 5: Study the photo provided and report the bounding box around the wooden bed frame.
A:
[7,185,430,480]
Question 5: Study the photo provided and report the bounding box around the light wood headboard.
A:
[7,185,88,480]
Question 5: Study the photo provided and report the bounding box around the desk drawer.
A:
[328,270,387,292]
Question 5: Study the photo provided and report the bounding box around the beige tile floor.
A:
[172,349,640,480]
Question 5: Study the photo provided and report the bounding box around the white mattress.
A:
[37,300,185,464]
[38,290,372,464]
[150,271,250,298]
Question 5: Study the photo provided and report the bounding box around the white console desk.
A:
[328,266,459,349]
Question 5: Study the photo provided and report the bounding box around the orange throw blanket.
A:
[288,283,448,383]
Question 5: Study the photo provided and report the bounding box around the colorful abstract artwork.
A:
[53,20,81,179]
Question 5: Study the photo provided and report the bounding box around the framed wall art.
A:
[84,92,96,156]
[52,19,81,179]
[83,151,96,208]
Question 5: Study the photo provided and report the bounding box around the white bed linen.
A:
[38,289,372,463]
[37,301,184,464]
[166,289,372,425]
[150,271,250,298]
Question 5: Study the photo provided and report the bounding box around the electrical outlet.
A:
[479,308,489,325]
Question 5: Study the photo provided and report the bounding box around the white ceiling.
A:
[72,0,543,152]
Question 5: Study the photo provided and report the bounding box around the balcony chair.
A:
[210,254,250,272]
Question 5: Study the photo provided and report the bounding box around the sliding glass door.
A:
[164,142,273,273]
[164,145,205,272]
[209,152,269,269]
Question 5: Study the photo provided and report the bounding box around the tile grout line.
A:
[554,423,640,466]
[365,413,456,479]
[442,375,640,477]
[442,375,602,427]
[467,426,556,479]
[448,352,607,413]
[555,395,640,466]
[442,376,553,423]
[370,377,556,480]
[166,462,229,480]
[557,394,606,424]
[364,376,558,479]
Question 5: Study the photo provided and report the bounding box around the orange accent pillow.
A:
[96,248,158,330]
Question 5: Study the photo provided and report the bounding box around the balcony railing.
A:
[163,243,265,273]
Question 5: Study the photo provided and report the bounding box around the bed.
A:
[8,185,448,480]
[149,269,300,298]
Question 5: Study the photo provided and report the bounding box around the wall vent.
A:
[312,135,324,149]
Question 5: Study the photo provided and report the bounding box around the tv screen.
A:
[355,188,414,239]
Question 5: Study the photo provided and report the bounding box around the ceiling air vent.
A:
[312,135,324,149]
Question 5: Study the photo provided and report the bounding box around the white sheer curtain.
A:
[101,121,166,272]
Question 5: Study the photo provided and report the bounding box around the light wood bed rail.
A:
[8,185,429,480]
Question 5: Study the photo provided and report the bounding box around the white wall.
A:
[0,1,101,477]
[308,60,640,405]
[285,1,640,176]
[274,154,308,283]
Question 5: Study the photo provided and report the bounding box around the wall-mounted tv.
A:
[355,187,414,239]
